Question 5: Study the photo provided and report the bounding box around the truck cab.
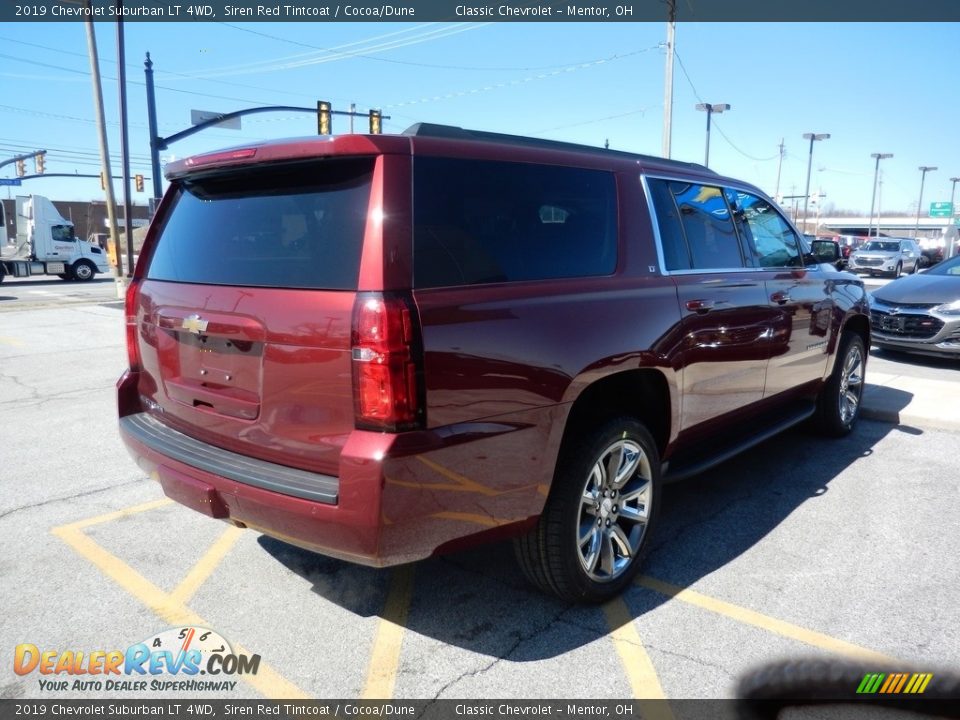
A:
[0,195,110,282]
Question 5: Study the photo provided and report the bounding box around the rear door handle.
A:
[686,299,716,313]
[771,291,791,305]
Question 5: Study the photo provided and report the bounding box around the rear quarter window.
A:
[413,157,617,288]
[146,159,374,290]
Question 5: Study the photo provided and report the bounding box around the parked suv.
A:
[117,125,870,602]
[848,238,922,277]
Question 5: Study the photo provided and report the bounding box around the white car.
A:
[848,238,922,278]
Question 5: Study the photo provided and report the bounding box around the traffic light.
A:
[16,159,25,177]
[36,153,45,174]
[100,171,106,190]
[369,109,382,135]
[317,101,331,135]
[135,174,144,192]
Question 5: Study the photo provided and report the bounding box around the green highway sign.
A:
[929,201,953,217]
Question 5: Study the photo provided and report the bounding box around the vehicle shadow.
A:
[0,277,114,288]
[871,346,960,371]
[257,418,912,662]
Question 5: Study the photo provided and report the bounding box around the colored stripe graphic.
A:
[857,673,885,694]
[857,672,932,694]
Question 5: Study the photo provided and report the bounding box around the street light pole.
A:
[949,176,959,258]
[914,166,937,239]
[869,153,893,238]
[802,133,830,235]
[695,103,730,168]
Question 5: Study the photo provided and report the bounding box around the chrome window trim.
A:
[640,172,824,276]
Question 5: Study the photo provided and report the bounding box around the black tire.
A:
[514,417,660,603]
[892,262,902,278]
[811,333,866,438]
[70,260,96,282]
[911,260,919,274]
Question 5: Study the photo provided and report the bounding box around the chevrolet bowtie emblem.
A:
[181,314,209,335]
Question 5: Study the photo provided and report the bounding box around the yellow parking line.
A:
[637,576,898,664]
[52,523,309,699]
[603,598,672,713]
[168,526,244,607]
[0,335,25,347]
[361,565,415,699]
[56,497,173,532]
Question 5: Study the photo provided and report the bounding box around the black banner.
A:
[1,698,957,720]
[4,0,960,23]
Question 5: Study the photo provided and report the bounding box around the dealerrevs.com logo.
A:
[14,626,260,693]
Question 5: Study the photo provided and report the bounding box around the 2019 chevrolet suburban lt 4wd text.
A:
[117,124,870,603]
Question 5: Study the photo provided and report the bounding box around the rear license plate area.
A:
[157,465,229,518]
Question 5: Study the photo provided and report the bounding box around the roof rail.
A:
[402,122,713,173]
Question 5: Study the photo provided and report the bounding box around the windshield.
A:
[860,241,899,252]
[928,254,960,276]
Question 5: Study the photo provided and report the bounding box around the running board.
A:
[662,404,816,484]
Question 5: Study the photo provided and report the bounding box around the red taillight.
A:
[351,293,422,431]
[124,278,141,372]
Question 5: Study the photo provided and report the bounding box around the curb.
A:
[860,379,960,433]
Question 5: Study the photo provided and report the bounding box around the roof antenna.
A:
[604,138,609,149]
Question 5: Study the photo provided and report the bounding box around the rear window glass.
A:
[413,157,617,288]
[146,159,373,290]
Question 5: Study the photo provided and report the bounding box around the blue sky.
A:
[2,21,959,216]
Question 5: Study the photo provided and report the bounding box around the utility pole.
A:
[83,2,123,281]
[661,0,676,159]
[116,3,135,279]
[774,138,785,202]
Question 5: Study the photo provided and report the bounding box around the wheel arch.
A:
[559,368,673,464]
[837,312,870,365]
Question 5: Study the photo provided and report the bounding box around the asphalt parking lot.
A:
[1,284,958,705]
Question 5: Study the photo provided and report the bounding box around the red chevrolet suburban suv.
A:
[117,124,869,602]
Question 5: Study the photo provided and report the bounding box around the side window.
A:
[646,178,690,271]
[669,182,744,270]
[51,225,76,242]
[413,158,617,288]
[736,192,803,268]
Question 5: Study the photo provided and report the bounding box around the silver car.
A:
[848,238,922,278]
[869,253,960,357]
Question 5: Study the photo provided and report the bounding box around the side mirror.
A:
[810,239,839,264]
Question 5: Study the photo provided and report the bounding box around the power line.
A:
[673,49,779,163]
[530,107,655,135]
[383,45,662,111]
[0,35,323,104]
[0,51,286,109]
[204,23,492,76]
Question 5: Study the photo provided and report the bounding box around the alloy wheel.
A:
[576,439,652,582]
[838,344,864,425]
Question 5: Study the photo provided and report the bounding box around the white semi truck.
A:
[0,195,110,282]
